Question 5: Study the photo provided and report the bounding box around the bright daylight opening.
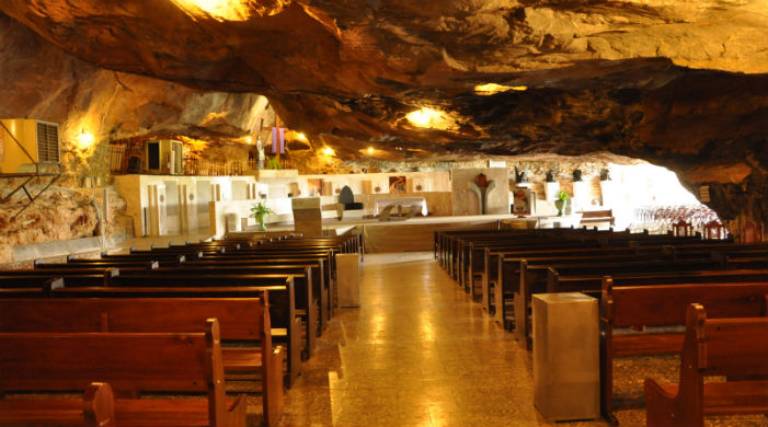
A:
[602,163,719,234]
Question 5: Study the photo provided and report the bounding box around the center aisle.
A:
[278,252,588,427]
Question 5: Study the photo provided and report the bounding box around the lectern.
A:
[291,197,322,238]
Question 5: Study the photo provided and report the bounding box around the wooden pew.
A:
[644,303,768,427]
[0,278,303,388]
[105,272,318,359]
[0,319,247,427]
[0,297,283,425]
[38,260,159,270]
[514,257,728,347]
[0,273,111,288]
[200,252,334,319]
[601,279,768,419]
[0,382,115,427]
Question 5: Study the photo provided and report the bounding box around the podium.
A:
[292,197,322,238]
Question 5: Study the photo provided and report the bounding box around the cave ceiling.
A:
[1,0,768,186]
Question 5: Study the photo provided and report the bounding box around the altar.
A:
[372,197,429,217]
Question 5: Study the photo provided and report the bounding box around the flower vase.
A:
[555,199,566,216]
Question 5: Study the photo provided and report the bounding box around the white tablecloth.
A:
[373,197,428,216]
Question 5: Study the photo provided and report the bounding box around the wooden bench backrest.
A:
[604,279,768,327]
[0,318,224,400]
[106,274,293,288]
[0,298,267,341]
[689,304,768,377]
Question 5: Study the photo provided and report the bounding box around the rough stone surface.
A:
[0,13,273,153]
[1,2,768,235]
[0,13,274,258]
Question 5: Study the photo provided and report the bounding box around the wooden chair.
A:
[0,382,115,426]
[644,303,768,426]
[672,219,694,237]
[0,319,246,427]
[703,220,726,240]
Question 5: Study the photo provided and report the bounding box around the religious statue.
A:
[468,173,496,215]
[256,137,265,170]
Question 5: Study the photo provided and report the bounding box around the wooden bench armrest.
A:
[83,382,116,427]
[644,378,679,427]
[264,346,285,427]
[227,395,247,427]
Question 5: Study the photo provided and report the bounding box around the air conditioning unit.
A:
[0,119,60,174]
[145,139,183,175]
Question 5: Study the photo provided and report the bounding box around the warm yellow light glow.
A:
[244,136,253,145]
[294,132,309,143]
[321,146,335,156]
[366,146,375,155]
[170,0,251,21]
[405,107,457,130]
[76,131,95,150]
[474,83,528,95]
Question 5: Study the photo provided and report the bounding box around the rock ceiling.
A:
[2,1,768,223]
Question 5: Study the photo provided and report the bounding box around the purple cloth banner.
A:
[272,127,286,154]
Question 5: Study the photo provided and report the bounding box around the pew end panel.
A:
[644,304,768,427]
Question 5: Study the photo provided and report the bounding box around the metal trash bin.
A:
[533,292,600,421]
[335,254,360,308]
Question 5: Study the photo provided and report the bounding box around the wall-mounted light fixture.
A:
[76,130,95,150]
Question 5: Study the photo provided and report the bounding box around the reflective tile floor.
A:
[276,252,609,427]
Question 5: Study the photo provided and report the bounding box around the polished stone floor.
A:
[277,252,608,427]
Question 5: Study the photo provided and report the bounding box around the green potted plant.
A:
[555,190,570,216]
[251,201,274,231]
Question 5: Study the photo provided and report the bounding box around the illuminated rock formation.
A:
[1,1,768,235]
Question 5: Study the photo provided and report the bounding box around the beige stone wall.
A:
[451,168,510,216]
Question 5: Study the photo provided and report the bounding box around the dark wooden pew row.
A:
[466,231,729,285]
[550,266,768,296]
[0,273,112,287]
[483,246,656,313]
[482,241,768,310]
[0,297,283,425]
[644,303,768,427]
[96,274,306,379]
[490,252,711,332]
[180,260,329,327]
[514,257,734,347]
[100,252,197,264]
[0,318,248,427]
[0,381,115,427]
[200,252,334,320]
[115,266,322,356]
[448,230,706,288]
[601,278,768,419]
[42,259,160,270]
[0,277,303,388]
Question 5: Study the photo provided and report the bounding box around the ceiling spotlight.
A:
[405,107,455,130]
[474,83,528,95]
[244,136,253,144]
[366,146,375,155]
[321,146,335,156]
[294,132,309,143]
